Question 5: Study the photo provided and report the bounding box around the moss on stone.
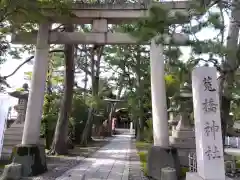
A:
[180,167,189,177]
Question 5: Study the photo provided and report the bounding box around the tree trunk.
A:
[81,108,94,146]
[135,47,144,141]
[49,24,75,155]
[221,96,231,143]
[220,1,240,144]
[44,66,53,149]
[134,116,138,138]
[81,45,103,145]
[83,45,88,102]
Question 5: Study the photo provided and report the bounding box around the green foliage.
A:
[180,167,189,177]
[41,92,92,146]
[136,141,151,150]
[86,95,104,109]
[0,0,72,65]
[41,93,59,136]
[138,151,148,176]
[143,119,153,143]
[165,74,180,97]
[70,94,88,143]
[230,97,240,121]
[126,5,180,42]
[2,0,238,150]
[15,87,25,91]
[2,0,72,24]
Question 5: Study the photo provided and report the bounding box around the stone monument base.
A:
[147,146,180,180]
[170,135,195,166]
[177,148,195,166]
[8,144,47,177]
[186,172,233,180]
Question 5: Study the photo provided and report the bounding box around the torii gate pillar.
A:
[10,23,50,176]
[150,39,169,147]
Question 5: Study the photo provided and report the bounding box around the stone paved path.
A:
[56,131,132,180]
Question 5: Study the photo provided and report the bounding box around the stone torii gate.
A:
[9,0,191,177]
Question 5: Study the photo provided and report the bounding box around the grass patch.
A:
[136,141,151,150]
[136,141,151,176]
[180,167,189,177]
[237,161,240,168]
[138,151,148,176]
[0,164,5,169]
[236,160,240,168]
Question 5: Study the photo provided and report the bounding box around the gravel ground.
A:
[0,157,84,180]
[128,137,149,180]
[21,156,85,180]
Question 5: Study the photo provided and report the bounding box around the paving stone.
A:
[10,129,147,180]
[56,129,132,180]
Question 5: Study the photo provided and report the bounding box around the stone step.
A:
[5,127,23,131]
[4,131,23,135]
[4,130,23,135]
[8,124,24,128]
[4,137,23,142]
[3,139,22,146]
[2,126,23,155]
[5,125,24,129]
[3,137,22,142]
[3,139,45,146]
[0,123,45,162]
[3,135,23,140]
[0,125,23,161]
[4,126,22,132]
[4,133,23,138]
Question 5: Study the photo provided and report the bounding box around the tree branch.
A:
[1,49,64,80]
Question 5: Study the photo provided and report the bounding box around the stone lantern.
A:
[169,82,195,166]
[167,97,179,131]
[8,83,29,124]
[175,83,193,131]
